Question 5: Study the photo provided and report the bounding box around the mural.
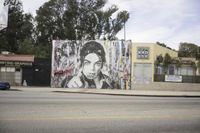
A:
[51,40,132,89]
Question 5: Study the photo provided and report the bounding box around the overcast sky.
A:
[20,0,200,50]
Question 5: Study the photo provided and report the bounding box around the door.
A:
[134,63,152,84]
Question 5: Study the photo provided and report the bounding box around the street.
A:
[0,89,200,133]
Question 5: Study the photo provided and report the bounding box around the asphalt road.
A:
[0,90,200,133]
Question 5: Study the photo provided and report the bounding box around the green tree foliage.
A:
[178,42,198,58]
[35,0,129,45]
[163,53,171,68]
[0,0,34,54]
[1,0,129,58]
[197,60,200,74]
[16,13,35,55]
[34,45,50,58]
[35,0,67,45]
[156,42,174,50]
[17,38,34,54]
[0,0,23,52]
[19,13,34,42]
[162,53,171,74]
[156,42,167,48]
[155,54,163,66]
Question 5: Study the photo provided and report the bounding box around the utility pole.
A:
[124,19,126,41]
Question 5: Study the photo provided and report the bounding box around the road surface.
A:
[0,90,200,133]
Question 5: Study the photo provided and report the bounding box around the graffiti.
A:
[51,40,132,89]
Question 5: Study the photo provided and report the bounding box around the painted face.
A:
[82,53,102,79]
[55,49,61,60]
[56,50,61,57]
[63,46,68,54]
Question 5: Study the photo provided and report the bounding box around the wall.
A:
[51,40,132,89]
[132,43,154,64]
[0,66,22,86]
[132,42,178,64]
[153,44,178,60]
[32,58,51,86]
[132,43,154,84]
[131,43,178,85]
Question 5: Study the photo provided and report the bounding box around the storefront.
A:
[0,54,34,85]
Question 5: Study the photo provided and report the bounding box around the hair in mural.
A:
[80,41,106,67]
[51,40,132,89]
[66,41,112,89]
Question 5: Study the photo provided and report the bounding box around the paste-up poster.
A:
[51,40,132,89]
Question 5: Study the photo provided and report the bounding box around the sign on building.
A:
[165,75,182,82]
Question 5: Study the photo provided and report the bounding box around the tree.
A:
[197,60,200,74]
[16,13,35,54]
[0,0,34,54]
[19,13,34,42]
[155,54,163,66]
[1,0,130,58]
[35,0,67,44]
[171,58,181,75]
[156,42,167,48]
[163,53,171,74]
[35,0,130,57]
[178,42,198,58]
[17,38,34,54]
[0,0,24,52]
[104,9,129,40]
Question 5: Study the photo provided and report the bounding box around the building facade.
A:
[0,53,51,86]
[0,53,34,85]
[131,43,178,84]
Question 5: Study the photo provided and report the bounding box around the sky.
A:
[20,0,200,50]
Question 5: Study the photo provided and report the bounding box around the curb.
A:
[53,91,200,98]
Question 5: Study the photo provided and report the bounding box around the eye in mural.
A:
[51,40,132,89]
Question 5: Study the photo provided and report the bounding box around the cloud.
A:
[107,0,200,49]
[20,0,200,50]
[21,0,49,16]
[165,25,200,49]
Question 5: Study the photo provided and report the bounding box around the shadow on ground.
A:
[0,88,21,91]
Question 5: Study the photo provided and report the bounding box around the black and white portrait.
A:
[51,40,132,89]
[63,41,112,89]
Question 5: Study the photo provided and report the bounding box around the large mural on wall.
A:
[51,40,132,89]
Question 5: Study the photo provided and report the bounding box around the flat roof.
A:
[0,54,34,62]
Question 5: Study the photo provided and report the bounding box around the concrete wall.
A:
[51,40,132,89]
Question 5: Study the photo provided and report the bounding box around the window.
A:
[157,66,163,74]
[0,67,6,72]
[16,68,20,72]
[0,67,15,72]
[180,66,194,76]
[137,47,149,59]
[7,67,15,72]
[168,65,174,75]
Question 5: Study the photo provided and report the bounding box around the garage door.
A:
[0,67,21,85]
[134,63,152,84]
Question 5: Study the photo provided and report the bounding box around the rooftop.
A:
[0,54,34,62]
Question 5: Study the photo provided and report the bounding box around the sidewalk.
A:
[54,88,200,97]
[133,82,200,92]
[13,82,200,97]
